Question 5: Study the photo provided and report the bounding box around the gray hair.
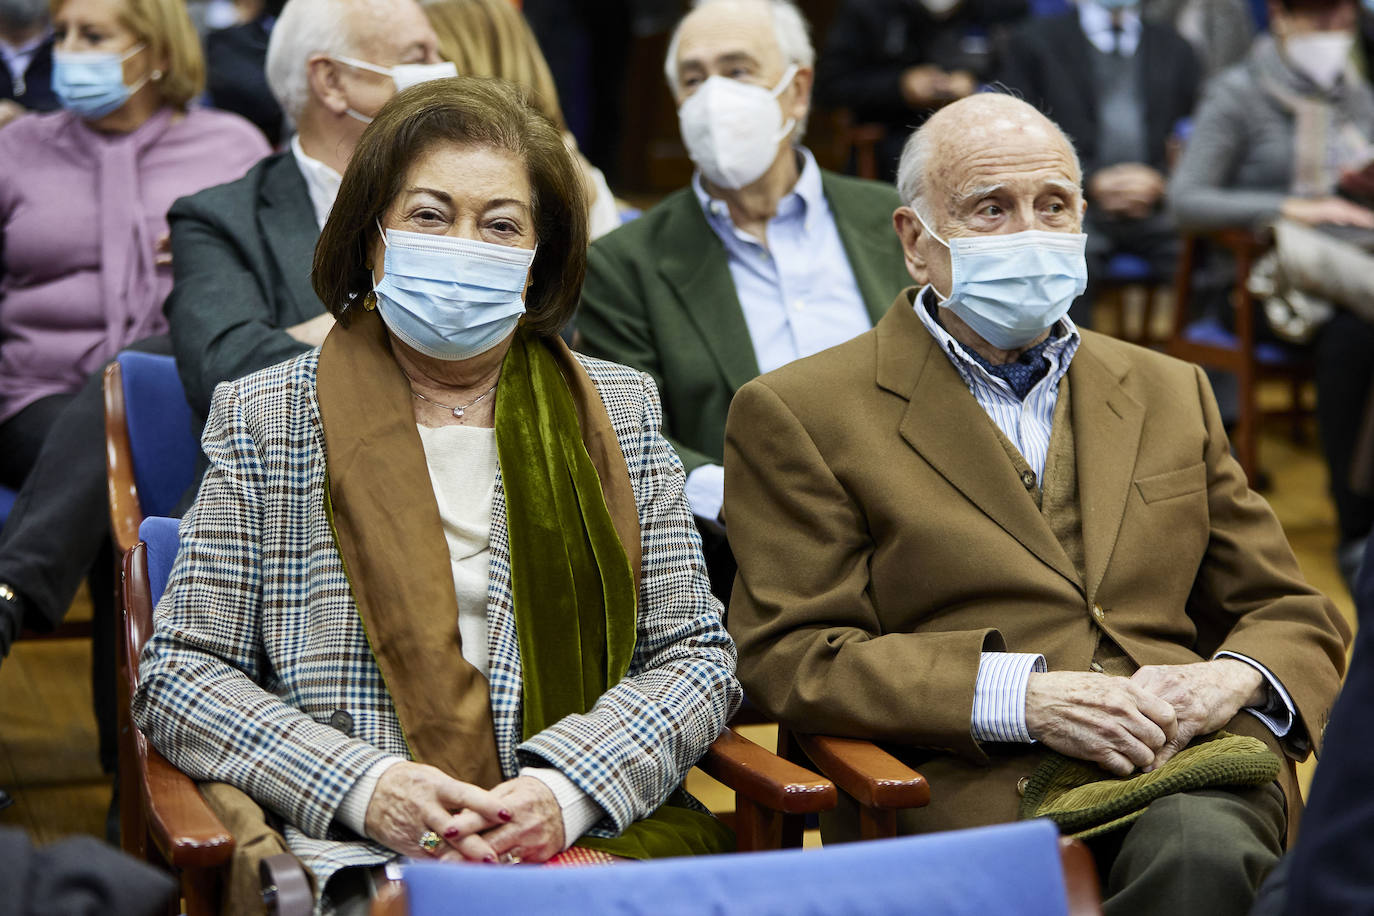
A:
[265,0,363,122]
[0,0,47,31]
[896,92,1082,224]
[663,0,815,140]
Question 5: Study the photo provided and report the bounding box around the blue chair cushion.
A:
[1182,317,1300,367]
[118,352,200,518]
[1104,253,1156,283]
[401,820,1070,916]
[139,516,181,605]
[0,485,16,530]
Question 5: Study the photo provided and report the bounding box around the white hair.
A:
[266,0,364,122]
[896,93,1082,224]
[663,0,815,138]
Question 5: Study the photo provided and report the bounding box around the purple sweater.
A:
[0,106,270,423]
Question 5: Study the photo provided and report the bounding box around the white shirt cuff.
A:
[1214,651,1295,738]
[336,756,406,838]
[684,463,726,524]
[520,766,604,850]
[971,652,1046,744]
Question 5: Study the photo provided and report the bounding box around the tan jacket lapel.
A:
[1068,339,1145,605]
[876,294,1080,588]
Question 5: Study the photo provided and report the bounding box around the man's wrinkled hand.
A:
[1129,659,1264,770]
[1025,671,1178,776]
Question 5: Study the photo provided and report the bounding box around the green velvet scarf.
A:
[496,329,732,860]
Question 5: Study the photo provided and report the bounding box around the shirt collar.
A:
[291,134,344,230]
[691,146,823,237]
[912,285,1081,394]
[1077,1,1142,56]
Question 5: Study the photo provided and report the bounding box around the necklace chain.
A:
[411,384,497,419]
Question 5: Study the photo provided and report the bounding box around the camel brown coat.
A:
[725,290,1350,840]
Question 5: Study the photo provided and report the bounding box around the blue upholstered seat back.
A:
[118,352,199,518]
[139,516,181,605]
[401,819,1071,916]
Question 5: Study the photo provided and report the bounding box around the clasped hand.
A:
[364,763,565,864]
[1025,659,1264,776]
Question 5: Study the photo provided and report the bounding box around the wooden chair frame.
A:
[104,360,143,555]
[1167,229,1311,485]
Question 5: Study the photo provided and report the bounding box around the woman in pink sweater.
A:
[0,0,267,436]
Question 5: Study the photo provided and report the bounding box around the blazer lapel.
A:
[1069,339,1145,604]
[259,154,324,323]
[656,191,761,392]
[877,296,1080,587]
[823,172,907,325]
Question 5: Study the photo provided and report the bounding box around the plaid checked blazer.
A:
[132,348,741,896]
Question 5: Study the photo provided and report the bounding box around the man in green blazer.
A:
[577,0,909,592]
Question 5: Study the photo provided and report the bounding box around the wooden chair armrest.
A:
[139,735,235,870]
[698,727,836,814]
[792,734,931,810]
[260,852,315,916]
[103,361,142,553]
[1060,836,1104,916]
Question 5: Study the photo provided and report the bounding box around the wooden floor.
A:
[0,386,1358,848]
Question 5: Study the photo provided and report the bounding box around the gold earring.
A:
[363,291,377,311]
[150,69,163,81]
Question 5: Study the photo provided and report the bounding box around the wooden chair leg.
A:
[859,805,897,841]
[733,796,783,852]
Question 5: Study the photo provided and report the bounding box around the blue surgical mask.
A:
[52,43,149,120]
[373,225,535,361]
[915,208,1087,350]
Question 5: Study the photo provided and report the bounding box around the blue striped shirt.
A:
[911,288,1293,744]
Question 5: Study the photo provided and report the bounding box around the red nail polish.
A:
[443,827,460,838]
[499,809,513,821]
[484,855,497,863]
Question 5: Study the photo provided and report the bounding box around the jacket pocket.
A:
[1134,462,1207,504]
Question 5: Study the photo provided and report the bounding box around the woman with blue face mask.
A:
[0,0,266,801]
[132,77,741,913]
[1170,0,1374,589]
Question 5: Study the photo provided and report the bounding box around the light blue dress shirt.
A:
[910,288,1296,745]
[684,148,874,522]
[1077,0,1143,55]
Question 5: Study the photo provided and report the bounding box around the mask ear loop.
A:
[909,206,956,301]
[768,63,801,144]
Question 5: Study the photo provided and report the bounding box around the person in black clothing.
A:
[996,0,1201,325]
[816,0,1029,182]
[204,0,286,144]
[0,0,58,128]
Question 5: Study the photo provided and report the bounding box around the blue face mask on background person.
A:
[373,225,535,361]
[52,43,150,120]
[914,208,1087,350]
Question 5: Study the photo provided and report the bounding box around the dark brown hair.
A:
[312,76,587,336]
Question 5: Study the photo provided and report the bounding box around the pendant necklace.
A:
[411,384,497,419]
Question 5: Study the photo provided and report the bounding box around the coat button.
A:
[1021,469,1037,489]
[329,710,355,736]
[1016,776,1030,796]
[1092,604,1106,623]
[1089,660,1105,673]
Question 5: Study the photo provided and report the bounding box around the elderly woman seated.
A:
[132,77,740,912]
[1169,0,1374,585]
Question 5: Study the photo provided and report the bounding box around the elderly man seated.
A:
[724,93,1350,916]
[577,0,909,597]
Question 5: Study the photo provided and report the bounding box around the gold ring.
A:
[500,852,521,865]
[419,831,442,853]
